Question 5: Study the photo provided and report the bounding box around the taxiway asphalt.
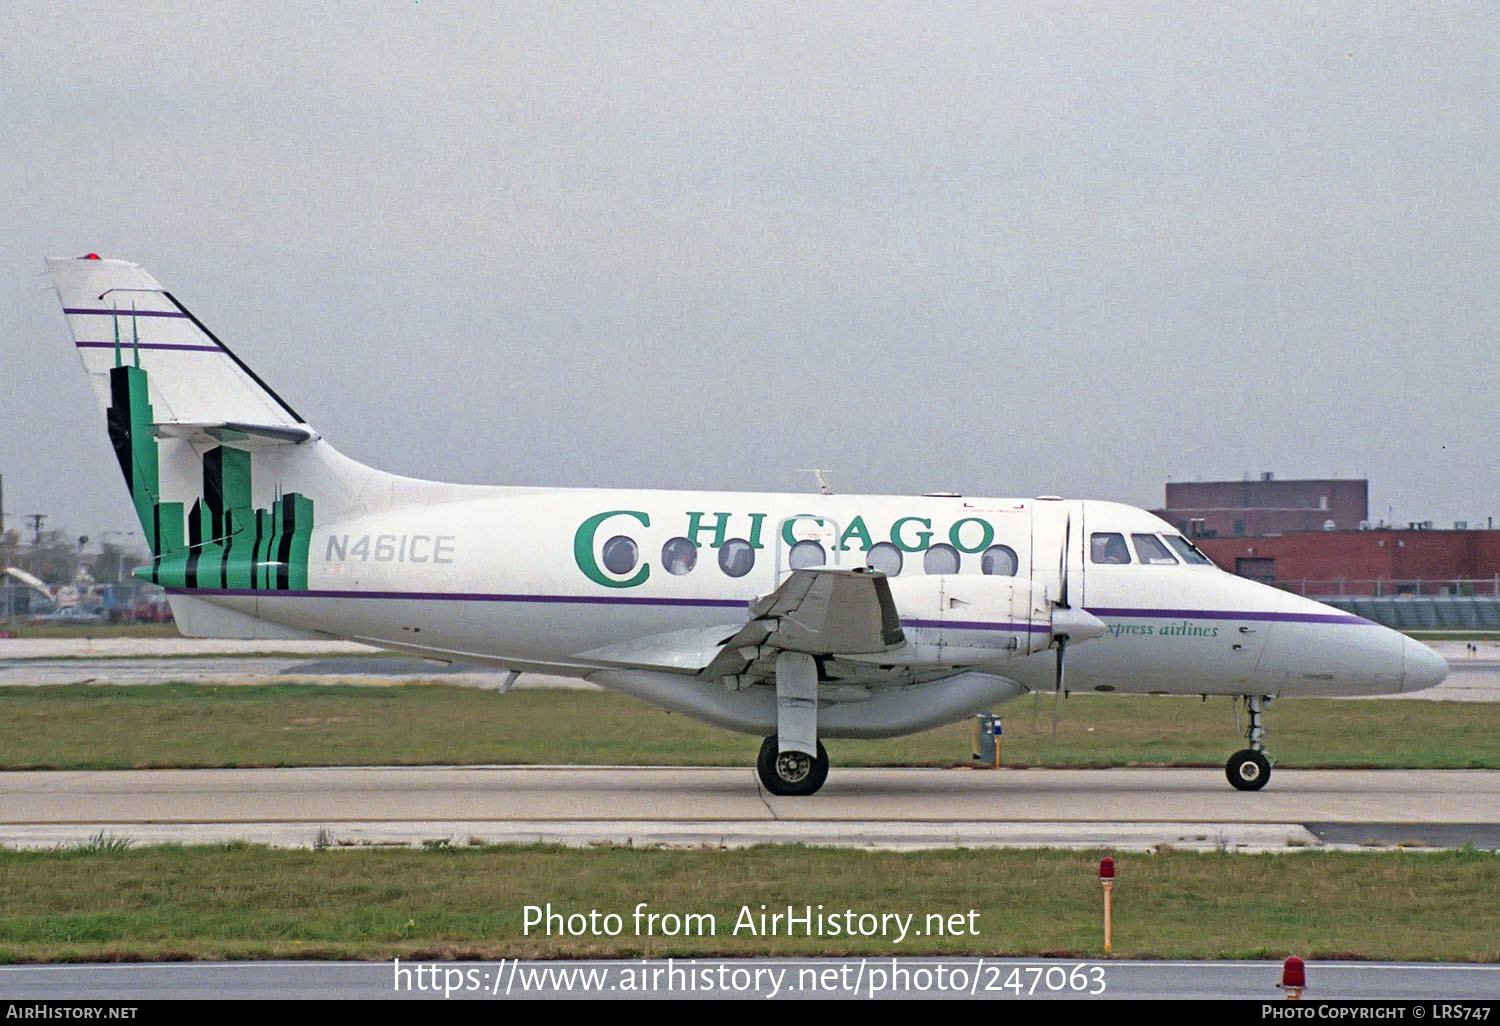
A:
[2,764,1497,852]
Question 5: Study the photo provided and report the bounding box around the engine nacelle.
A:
[839,575,1053,668]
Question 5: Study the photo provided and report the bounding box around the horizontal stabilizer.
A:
[153,421,318,444]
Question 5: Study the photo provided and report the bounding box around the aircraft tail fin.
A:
[46,255,445,592]
[48,255,331,589]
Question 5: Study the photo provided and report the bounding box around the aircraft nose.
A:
[1402,636,1448,693]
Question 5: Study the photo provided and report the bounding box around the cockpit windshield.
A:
[1131,533,1178,565]
[1091,531,1214,568]
[1162,534,1213,565]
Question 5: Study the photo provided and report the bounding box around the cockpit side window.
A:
[1162,534,1213,565]
[1131,533,1178,565]
[1089,532,1131,565]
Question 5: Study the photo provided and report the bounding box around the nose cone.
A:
[1402,636,1449,693]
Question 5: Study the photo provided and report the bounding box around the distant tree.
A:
[95,543,127,585]
[33,530,79,586]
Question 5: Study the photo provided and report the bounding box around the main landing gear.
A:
[757,736,830,796]
[756,650,830,796]
[1226,694,1272,791]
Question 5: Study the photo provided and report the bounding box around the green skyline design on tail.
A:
[104,314,314,591]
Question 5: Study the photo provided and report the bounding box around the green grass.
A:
[0,622,181,639]
[0,683,1495,770]
[0,844,1495,963]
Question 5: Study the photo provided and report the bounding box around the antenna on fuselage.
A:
[796,469,834,496]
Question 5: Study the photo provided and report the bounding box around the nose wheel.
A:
[1226,695,1272,791]
[757,736,829,796]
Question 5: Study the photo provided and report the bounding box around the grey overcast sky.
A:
[3,2,1498,547]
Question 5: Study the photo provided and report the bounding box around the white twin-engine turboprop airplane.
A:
[47,255,1448,795]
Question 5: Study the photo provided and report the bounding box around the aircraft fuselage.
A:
[173,487,1443,723]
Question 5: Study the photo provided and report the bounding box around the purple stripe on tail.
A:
[75,341,219,353]
[64,307,189,319]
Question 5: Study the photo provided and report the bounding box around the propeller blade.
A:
[1051,506,1077,741]
[1052,636,1066,740]
[1057,509,1071,610]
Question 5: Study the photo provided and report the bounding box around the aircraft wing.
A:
[703,567,905,680]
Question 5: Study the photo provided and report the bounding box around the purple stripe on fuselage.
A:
[170,590,1033,628]
[64,307,188,318]
[75,341,220,353]
[1086,606,1368,625]
[903,618,1050,633]
[170,588,750,609]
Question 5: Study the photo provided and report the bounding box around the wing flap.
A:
[704,567,905,680]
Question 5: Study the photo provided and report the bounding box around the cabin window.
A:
[866,541,903,576]
[719,538,755,578]
[788,539,826,570]
[1131,533,1178,565]
[981,544,1018,576]
[662,537,697,575]
[601,535,640,575]
[1089,532,1131,565]
[1163,534,1213,565]
[923,543,961,575]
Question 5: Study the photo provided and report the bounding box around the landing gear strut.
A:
[1226,695,1272,791]
[757,736,829,796]
[757,650,829,796]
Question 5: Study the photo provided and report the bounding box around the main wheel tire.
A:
[1225,748,1271,791]
[757,736,830,796]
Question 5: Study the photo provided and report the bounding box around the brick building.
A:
[1155,474,1368,538]
[1151,475,1499,596]
[1193,528,1500,595]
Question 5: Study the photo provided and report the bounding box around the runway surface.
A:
[3,764,1498,851]
[4,957,1498,1000]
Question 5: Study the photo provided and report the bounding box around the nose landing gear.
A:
[1226,695,1272,791]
